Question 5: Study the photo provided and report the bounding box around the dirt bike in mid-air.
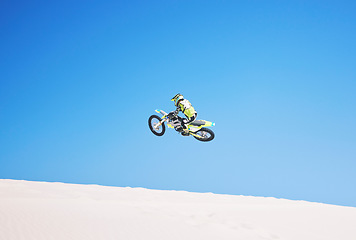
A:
[148,109,215,142]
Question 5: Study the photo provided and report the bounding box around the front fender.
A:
[155,109,168,116]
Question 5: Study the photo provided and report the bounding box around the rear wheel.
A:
[148,115,166,136]
[192,127,215,142]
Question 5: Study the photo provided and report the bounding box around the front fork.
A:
[153,117,167,130]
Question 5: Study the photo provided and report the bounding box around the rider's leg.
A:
[182,113,197,131]
[175,116,185,132]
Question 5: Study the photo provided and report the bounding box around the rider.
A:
[169,93,197,136]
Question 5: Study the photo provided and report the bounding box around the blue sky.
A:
[1,0,355,207]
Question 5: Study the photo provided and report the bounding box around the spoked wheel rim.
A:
[193,127,215,142]
[151,118,163,134]
[148,115,165,136]
[196,130,211,140]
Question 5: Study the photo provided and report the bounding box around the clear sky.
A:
[1,0,355,207]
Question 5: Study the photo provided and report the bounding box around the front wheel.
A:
[192,127,215,142]
[148,115,166,136]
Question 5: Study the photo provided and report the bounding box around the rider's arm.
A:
[174,106,180,115]
[167,107,180,119]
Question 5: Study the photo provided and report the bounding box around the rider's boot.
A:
[181,131,189,136]
[181,124,190,136]
[175,125,189,136]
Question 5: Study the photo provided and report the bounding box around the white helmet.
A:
[171,93,184,107]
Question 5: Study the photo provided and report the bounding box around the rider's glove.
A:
[167,111,176,119]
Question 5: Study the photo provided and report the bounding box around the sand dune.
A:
[1,179,355,240]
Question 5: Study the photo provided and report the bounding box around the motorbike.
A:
[148,109,215,142]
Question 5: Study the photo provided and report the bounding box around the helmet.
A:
[171,93,184,106]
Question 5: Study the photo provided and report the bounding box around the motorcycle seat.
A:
[189,120,205,126]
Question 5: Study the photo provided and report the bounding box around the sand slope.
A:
[1,179,355,240]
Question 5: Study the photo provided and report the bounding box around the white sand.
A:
[0,179,355,240]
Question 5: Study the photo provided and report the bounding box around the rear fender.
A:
[202,121,215,127]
